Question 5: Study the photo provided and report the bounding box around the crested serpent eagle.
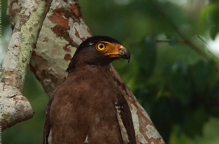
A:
[43,36,136,144]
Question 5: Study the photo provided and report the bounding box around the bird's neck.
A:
[67,53,112,72]
[67,63,111,77]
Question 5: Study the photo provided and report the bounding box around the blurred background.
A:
[2,0,219,143]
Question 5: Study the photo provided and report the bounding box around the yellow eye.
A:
[96,43,106,51]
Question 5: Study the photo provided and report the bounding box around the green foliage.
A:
[132,57,219,142]
[1,0,10,27]
[2,0,219,143]
[166,61,192,104]
[132,56,219,142]
[200,2,219,39]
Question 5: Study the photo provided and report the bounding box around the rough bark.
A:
[30,0,91,95]
[0,0,52,130]
[2,0,165,143]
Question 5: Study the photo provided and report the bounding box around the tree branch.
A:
[0,0,52,130]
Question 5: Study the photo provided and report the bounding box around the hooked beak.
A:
[118,47,130,62]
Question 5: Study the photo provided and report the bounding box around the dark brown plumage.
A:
[43,36,136,144]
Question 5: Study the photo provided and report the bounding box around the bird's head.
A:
[67,36,130,71]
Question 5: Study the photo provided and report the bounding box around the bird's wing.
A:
[43,96,54,144]
[114,94,136,144]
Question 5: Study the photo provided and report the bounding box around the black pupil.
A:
[99,44,104,48]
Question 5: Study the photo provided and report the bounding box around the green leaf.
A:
[210,25,219,40]
[183,107,209,138]
[207,80,219,117]
[132,35,157,80]
[199,4,217,25]
[207,61,218,87]
[189,61,208,93]
[166,61,192,104]
[169,37,178,45]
